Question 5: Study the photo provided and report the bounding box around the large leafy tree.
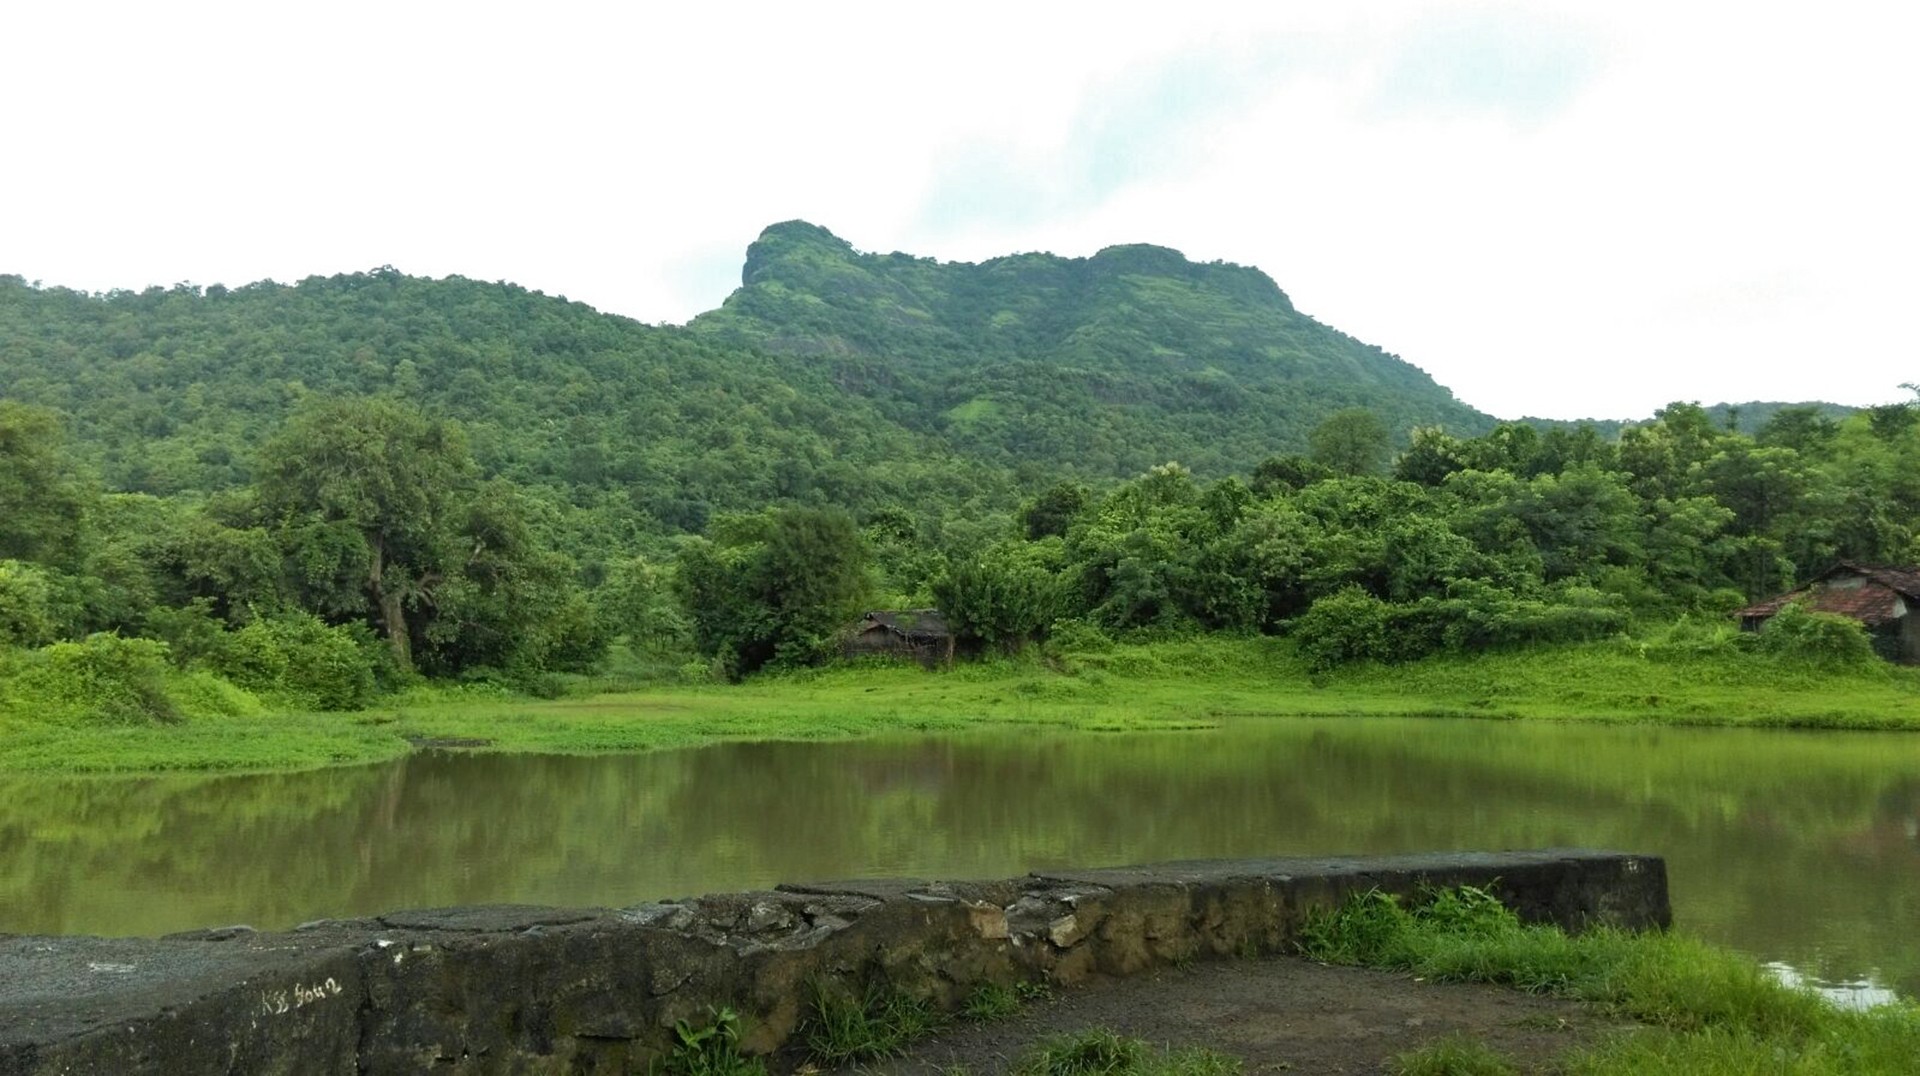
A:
[1310,408,1392,478]
[935,538,1068,650]
[256,398,473,671]
[0,402,90,568]
[676,507,871,677]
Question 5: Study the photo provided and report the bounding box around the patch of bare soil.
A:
[863,956,1613,1075]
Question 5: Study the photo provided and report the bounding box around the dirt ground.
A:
[860,955,1617,1076]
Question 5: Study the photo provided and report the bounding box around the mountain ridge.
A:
[690,220,1491,475]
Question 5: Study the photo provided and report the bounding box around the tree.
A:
[675,507,871,677]
[934,539,1067,650]
[0,402,90,568]
[1021,482,1092,539]
[1310,408,1392,477]
[256,398,474,672]
[1251,453,1333,495]
[422,481,605,676]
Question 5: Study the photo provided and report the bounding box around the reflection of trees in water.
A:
[1876,778,1920,841]
[4,720,1917,996]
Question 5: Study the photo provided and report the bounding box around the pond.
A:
[2,717,1915,998]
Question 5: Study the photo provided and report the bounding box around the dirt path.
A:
[861,956,1615,1075]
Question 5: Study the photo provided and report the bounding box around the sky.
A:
[4,1,1916,421]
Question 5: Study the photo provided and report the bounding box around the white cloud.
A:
[3,2,1915,420]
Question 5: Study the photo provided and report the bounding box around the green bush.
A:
[0,559,58,648]
[1755,603,1877,667]
[9,633,182,726]
[210,614,380,711]
[1045,618,1116,655]
[1293,584,1629,670]
[1290,587,1395,669]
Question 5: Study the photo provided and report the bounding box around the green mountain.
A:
[0,269,1004,549]
[3,222,1498,553]
[691,221,1493,476]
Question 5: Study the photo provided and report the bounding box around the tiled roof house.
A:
[1735,563,1920,663]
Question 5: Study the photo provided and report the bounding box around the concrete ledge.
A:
[0,849,1668,1074]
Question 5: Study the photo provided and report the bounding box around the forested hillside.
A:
[0,269,1006,555]
[691,221,1492,476]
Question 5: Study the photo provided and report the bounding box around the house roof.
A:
[856,609,951,639]
[1735,563,1920,626]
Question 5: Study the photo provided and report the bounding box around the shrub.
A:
[0,559,58,648]
[1290,587,1395,669]
[1045,618,1116,655]
[1755,603,1877,667]
[210,614,380,711]
[11,633,181,725]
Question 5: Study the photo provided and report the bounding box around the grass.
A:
[4,634,1918,774]
[1301,885,1920,1075]
[802,981,942,1066]
[1391,1035,1518,1076]
[961,979,1054,1022]
[1010,1030,1241,1076]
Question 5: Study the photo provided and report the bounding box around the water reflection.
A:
[1,717,1914,996]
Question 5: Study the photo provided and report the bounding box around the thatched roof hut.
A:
[843,609,955,666]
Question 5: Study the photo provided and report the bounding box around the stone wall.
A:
[0,849,1668,1074]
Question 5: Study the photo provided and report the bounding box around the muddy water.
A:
[2,717,1915,995]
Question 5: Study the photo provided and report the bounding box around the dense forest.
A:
[3,225,1917,723]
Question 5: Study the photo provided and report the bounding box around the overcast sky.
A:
[5,2,1915,420]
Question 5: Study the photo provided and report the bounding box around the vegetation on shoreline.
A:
[6,234,1920,767]
[1303,885,1920,1075]
[6,634,1915,776]
[627,885,1920,1075]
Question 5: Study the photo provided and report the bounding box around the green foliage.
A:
[597,555,692,656]
[5,241,1920,715]
[258,397,474,671]
[0,402,91,568]
[1755,603,1878,668]
[655,1007,767,1076]
[677,507,870,677]
[0,560,59,647]
[6,634,183,726]
[1291,582,1628,670]
[1310,407,1393,477]
[1250,453,1333,495]
[803,981,940,1065]
[210,614,382,711]
[1299,887,1415,963]
[935,539,1068,649]
[1291,587,1395,669]
[1023,482,1093,539]
[1300,885,1920,1076]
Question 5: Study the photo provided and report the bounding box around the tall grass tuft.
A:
[1011,1030,1240,1076]
[802,980,940,1066]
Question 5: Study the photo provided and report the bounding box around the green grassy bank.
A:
[4,633,1918,775]
[1304,885,1920,1075]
